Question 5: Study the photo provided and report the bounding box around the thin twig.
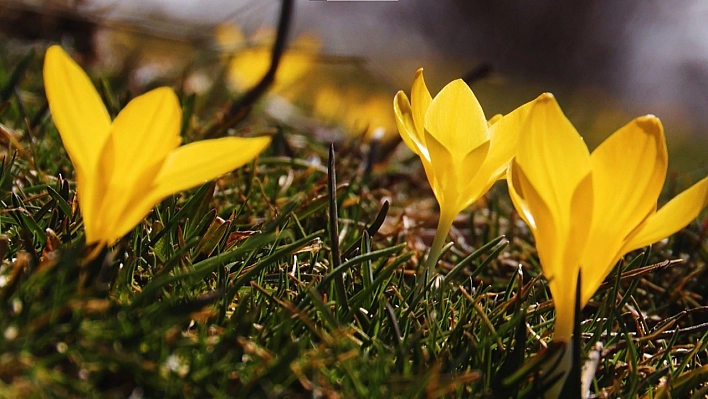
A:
[203,0,294,138]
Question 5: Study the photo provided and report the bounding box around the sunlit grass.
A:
[1,39,708,398]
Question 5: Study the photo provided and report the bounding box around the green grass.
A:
[1,40,708,399]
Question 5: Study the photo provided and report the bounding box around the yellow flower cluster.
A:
[42,42,708,397]
[395,69,708,397]
[216,24,397,142]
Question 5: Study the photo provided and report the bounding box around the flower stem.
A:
[424,212,455,279]
[543,340,573,399]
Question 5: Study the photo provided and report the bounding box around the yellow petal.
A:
[76,170,105,245]
[568,174,594,269]
[106,136,271,245]
[459,177,499,213]
[478,93,542,185]
[515,157,562,278]
[394,90,435,191]
[151,136,272,200]
[424,79,488,159]
[487,114,503,126]
[457,140,497,210]
[393,91,425,157]
[590,115,667,238]
[511,157,579,340]
[535,173,593,341]
[457,139,493,210]
[549,276,578,342]
[512,94,593,340]
[108,136,272,245]
[423,129,454,206]
[623,175,708,252]
[104,87,182,181]
[95,87,182,243]
[579,115,668,302]
[410,68,432,138]
[569,173,600,308]
[226,30,320,94]
[425,128,489,212]
[507,160,535,229]
[515,94,591,237]
[43,45,112,245]
[43,45,112,176]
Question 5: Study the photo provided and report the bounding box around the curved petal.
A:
[566,173,603,308]
[511,157,578,341]
[95,87,182,243]
[579,115,667,302]
[105,136,272,245]
[394,90,435,202]
[425,128,489,212]
[424,79,488,159]
[587,115,667,245]
[460,175,499,213]
[105,87,182,181]
[423,129,454,207]
[568,174,594,274]
[511,94,593,340]
[76,171,104,245]
[479,93,543,185]
[394,91,425,157]
[43,45,111,176]
[456,139,492,212]
[623,175,708,252]
[104,191,155,245]
[93,163,162,245]
[487,114,503,126]
[410,68,432,138]
[43,45,112,245]
[152,136,272,200]
[515,94,591,240]
[507,160,535,229]
[457,138,500,211]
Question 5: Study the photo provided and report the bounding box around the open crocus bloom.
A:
[508,93,708,341]
[393,68,539,275]
[44,45,272,248]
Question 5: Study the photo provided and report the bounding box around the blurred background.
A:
[3,0,708,177]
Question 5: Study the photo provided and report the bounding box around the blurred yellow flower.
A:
[44,45,271,248]
[508,93,708,394]
[216,24,321,96]
[394,68,538,276]
[217,24,398,143]
[314,86,397,141]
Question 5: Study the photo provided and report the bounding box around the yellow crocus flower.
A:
[215,24,321,96]
[507,93,708,396]
[393,68,538,276]
[43,45,271,248]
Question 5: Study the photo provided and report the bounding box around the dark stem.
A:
[204,0,294,138]
[327,143,349,311]
[559,270,583,399]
